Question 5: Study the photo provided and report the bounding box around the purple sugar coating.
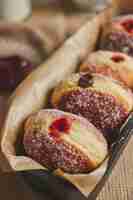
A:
[102,31,133,56]
[24,132,91,174]
[58,89,128,140]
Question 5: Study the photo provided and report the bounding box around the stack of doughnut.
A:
[23,15,133,174]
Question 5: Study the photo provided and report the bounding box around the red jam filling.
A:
[111,54,125,63]
[0,55,34,90]
[121,19,133,34]
[78,73,93,88]
[49,117,72,138]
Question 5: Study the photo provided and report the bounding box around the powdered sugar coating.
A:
[58,89,128,138]
[24,133,92,173]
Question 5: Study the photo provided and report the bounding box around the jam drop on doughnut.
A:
[49,117,72,138]
[121,19,133,34]
[111,54,125,63]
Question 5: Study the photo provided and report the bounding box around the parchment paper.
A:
[1,6,113,197]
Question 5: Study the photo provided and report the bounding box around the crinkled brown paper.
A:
[1,6,113,197]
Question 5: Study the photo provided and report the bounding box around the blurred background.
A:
[0,0,110,21]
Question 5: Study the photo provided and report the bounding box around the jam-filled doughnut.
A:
[51,73,133,141]
[80,50,133,90]
[23,109,108,174]
[101,15,133,56]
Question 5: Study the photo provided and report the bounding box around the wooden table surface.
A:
[97,137,133,200]
[0,5,133,200]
